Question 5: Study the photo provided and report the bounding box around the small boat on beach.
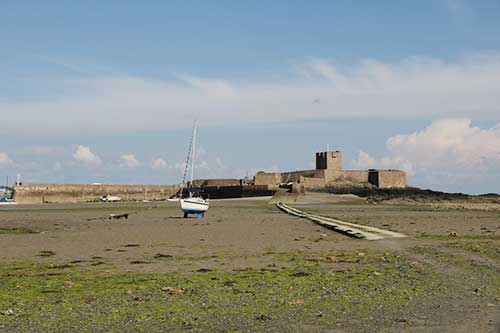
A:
[179,121,209,218]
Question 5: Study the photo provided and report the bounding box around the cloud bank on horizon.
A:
[2,54,500,134]
[353,119,500,187]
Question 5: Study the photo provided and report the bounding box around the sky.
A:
[1,0,500,194]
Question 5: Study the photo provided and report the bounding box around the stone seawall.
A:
[201,185,274,199]
[13,183,179,204]
[192,179,242,187]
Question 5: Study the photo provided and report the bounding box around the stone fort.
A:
[254,150,406,190]
[11,150,406,203]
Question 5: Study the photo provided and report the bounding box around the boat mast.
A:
[189,120,197,195]
[179,121,197,198]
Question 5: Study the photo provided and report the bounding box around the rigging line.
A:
[180,122,196,196]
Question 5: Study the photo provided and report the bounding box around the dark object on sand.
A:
[38,250,56,257]
[154,253,174,259]
[109,213,129,220]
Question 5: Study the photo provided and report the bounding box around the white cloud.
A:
[352,151,376,169]
[353,151,415,176]
[387,118,500,171]
[151,158,168,169]
[169,162,187,175]
[1,54,500,134]
[150,152,233,180]
[151,158,186,175]
[353,118,500,182]
[0,152,13,166]
[119,154,141,168]
[72,145,102,165]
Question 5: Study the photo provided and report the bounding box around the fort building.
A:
[255,150,406,190]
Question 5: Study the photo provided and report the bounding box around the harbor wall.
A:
[201,185,274,199]
[13,183,179,204]
[191,179,242,187]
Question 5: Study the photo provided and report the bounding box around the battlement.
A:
[316,151,342,170]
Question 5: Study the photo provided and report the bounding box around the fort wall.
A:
[372,170,407,189]
[323,170,345,183]
[301,176,326,189]
[342,170,370,183]
[254,172,282,186]
[281,169,324,183]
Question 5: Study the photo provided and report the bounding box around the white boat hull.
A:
[180,197,209,214]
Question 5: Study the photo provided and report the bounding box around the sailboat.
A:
[179,121,210,218]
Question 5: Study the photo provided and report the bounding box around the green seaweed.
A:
[447,240,500,260]
[0,227,39,235]
[0,252,442,332]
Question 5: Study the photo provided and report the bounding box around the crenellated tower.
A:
[315,151,342,171]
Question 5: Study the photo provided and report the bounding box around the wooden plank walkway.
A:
[276,203,407,240]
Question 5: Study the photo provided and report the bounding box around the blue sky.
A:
[1,1,500,193]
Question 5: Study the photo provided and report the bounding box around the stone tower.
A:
[316,151,342,170]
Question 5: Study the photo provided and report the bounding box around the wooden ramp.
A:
[268,189,299,205]
[276,203,407,241]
